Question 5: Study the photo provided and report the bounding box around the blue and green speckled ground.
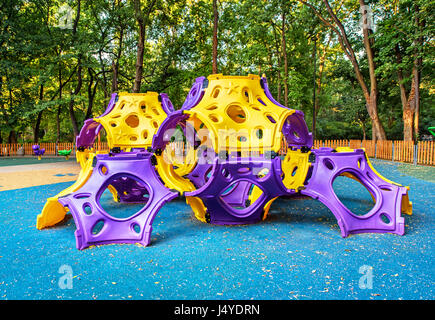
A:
[0,159,433,300]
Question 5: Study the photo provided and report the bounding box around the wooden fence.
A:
[0,139,434,166]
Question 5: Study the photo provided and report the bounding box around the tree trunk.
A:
[212,0,218,74]
[132,0,156,93]
[301,0,387,140]
[315,32,332,117]
[34,84,44,143]
[361,121,366,141]
[8,130,17,144]
[413,4,423,141]
[68,60,82,137]
[395,44,416,141]
[133,22,145,93]
[403,107,415,141]
[271,23,282,103]
[68,0,81,137]
[359,0,386,141]
[111,60,119,93]
[56,59,63,145]
[86,68,98,120]
[281,11,288,107]
[112,19,123,93]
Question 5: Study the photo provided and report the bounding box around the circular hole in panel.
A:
[380,213,391,224]
[323,158,334,170]
[222,168,231,179]
[209,114,220,123]
[256,128,263,140]
[125,114,140,128]
[83,203,92,215]
[242,88,250,102]
[238,136,247,143]
[219,180,264,213]
[91,220,105,235]
[256,167,270,179]
[265,114,276,124]
[237,167,251,174]
[151,107,160,116]
[206,105,218,111]
[98,175,150,220]
[332,174,375,217]
[132,223,141,234]
[99,165,108,175]
[226,105,246,124]
[74,193,91,200]
[212,88,220,98]
[142,130,148,140]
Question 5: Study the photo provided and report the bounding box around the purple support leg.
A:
[58,151,178,249]
[301,147,409,237]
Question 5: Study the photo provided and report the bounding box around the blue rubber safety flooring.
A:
[0,160,433,300]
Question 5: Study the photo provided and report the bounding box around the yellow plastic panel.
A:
[184,74,296,153]
[185,196,207,222]
[95,92,168,149]
[281,150,311,192]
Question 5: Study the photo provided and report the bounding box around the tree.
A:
[299,0,387,140]
[132,0,157,93]
[212,0,218,73]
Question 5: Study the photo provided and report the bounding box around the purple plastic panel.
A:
[76,119,103,149]
[187,161,252,207]
[301,147,408,237]
[152,110,189,150]
[261,76,313,148]
[186,156,291,225]
[58,151,178,250]
[98,93,118,118]
[281,112,313,148]
[159,93,175,115]
[181,76,206,110]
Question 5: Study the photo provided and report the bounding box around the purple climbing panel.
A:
[159,93,175,115]
[58,151,178,250]
[186,155,291,225]
[152,110,189,150]
[76,119,102,149]
[182,76,207,110]
[301,147,409,237]
[261,76,313,148]
[98,93,118,118]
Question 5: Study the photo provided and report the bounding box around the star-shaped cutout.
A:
[223,82,240,95]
